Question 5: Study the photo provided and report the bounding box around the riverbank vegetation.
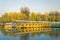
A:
[0,7,60,23]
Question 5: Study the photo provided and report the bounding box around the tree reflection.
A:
[30,32,42,38]
[20,33,29,40]
[0,26,60,40]
[0,27,8,36]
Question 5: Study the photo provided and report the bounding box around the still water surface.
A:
[0,27,60,40]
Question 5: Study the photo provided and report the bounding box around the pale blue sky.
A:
[0,0,60,16]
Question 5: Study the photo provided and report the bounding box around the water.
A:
[0,27,60,40]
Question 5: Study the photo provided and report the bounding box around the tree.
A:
[54,11,60,21]
[1,12,10,22]
[28,12,36,21]
[9,12,18,22]
[49,11,60,22]
[44,13,49,21]
[49,11,54,21]
[20,7,30,19]
[0,17,2,22]
[36,13,42,21]
[17,13,27,20]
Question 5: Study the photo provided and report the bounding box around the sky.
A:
[0,0,60,16]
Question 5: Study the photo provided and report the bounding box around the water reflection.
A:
[0,27,60,40]
[20,33,29,40]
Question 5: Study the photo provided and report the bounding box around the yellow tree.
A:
[44,13,49,21]
[28,12,36,21]
[17,13,27,20]
[36,13,42,21]
[0,17,2,22]
[2,12,10,22]
[9,12,18,22]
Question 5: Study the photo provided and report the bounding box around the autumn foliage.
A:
[0,7,60,22]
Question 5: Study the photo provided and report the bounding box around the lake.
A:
[0,27,60,40]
